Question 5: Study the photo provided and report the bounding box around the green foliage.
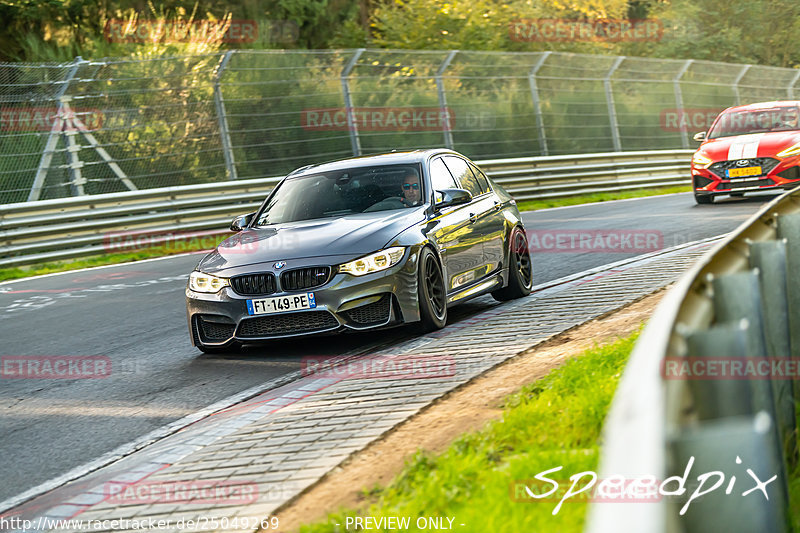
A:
[371,0,800,68]
[0,233,228,281]
[515,185,691,211]
[621,0,800,67]
[3,0,800,67]
[300,331,640,532]
[0,0,371,62]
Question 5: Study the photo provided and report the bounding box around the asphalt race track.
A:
[0,191,777,503]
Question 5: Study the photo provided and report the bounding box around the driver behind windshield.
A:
[401,171,421,207]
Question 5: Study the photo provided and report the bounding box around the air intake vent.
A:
[281,266,331,291]
[230,273,277,296]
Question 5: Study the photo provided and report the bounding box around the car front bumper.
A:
[186,250,422,347]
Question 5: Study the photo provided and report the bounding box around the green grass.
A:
[516,185,691,212]
[0,235,228,282]
[300,331,639,533]
[1,186,690,283]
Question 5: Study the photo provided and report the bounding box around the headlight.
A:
[777,142,800,158]
[692,152,713,169]
[189,271,230,293]
[339,247,406,276]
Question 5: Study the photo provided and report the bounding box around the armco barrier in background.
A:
[0,149,691,269]
[586,187,800,533]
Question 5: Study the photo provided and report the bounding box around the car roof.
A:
[721,100,800,114]
[287,149,458,177]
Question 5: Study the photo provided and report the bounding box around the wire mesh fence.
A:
[0,49,798,204]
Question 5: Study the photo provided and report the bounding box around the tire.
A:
[694,193,714,205]
[492,226,533,302]
[417,247,447,332]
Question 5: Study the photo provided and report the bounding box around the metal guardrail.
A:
[587,187,800,533]
[0,149,691,268]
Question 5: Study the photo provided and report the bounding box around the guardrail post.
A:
[733,64,752,106]
[341,48,365,157]
[435,50,458,150]
[604,56,625,152]
[749,240,797,461]
[777,214,800,403]
[63,99,85,197]
[528,52,551,156]
[668,411,788,533]
[214,51,238,181]
[712,271,768,355]
[674,60,693,149]
[683,320,757,418]
[29,57,85,201]
[787,69,800,99]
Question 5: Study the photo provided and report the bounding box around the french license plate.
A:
[247,293,316,315]
[727,166,762,178]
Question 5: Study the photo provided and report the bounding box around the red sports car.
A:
[691,101,800,204]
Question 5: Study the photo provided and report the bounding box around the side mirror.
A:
[693,131,707,142]
[435,188,472,210]
[230,212,255,232]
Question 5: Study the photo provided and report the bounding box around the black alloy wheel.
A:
[418,247,447,331]
[492,226,533,301]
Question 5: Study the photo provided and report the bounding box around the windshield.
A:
[708,106,800,139]
[255,163,424,225]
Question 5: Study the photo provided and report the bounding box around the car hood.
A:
[197,207,426,274]
[700,132,800,160]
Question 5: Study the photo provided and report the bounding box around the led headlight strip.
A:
[339,247,406,276]
[692,152,713,169]
[777,142,800,158]
[189,271,230,293]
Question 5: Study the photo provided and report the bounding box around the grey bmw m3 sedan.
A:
[186,149,533,352]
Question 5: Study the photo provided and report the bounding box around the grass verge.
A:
[515,185,691,212]
[2,186,690,282]
[298,331,639,533]
[0,236,228,282]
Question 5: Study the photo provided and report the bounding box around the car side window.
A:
[430,158,458,194]
[468,162,491,194]
[443,156,482,198]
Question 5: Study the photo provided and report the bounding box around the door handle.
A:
[493,201,502,211]
[469,213,478,223]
